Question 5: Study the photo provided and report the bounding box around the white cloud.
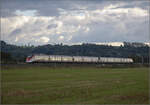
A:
[15,37,18,42]
[1,2,149,45]
[84,27,90,33]
[58,35,64,40]
[39,37,50,43]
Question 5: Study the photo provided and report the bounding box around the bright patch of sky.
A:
[15,10,37,16]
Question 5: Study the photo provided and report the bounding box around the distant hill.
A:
[0,40,149,63]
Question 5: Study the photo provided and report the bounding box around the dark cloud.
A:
[2,0,148,17]
[47,24,57,29]
[1,0,68,17]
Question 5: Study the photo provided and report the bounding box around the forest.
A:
[0,40,149,63]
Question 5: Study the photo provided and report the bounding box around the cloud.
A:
[37,37,50,43]
[58,36,64,41]
[10,28,22,37]
[47,24,58,29]
[1,0,149,45]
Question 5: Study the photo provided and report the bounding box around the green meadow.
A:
[1,65,149,104]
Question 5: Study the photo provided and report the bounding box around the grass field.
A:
[1,64,149,104]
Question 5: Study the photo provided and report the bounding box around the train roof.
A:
[29,54,132,59]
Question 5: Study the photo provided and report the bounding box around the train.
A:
[26,54,133,63]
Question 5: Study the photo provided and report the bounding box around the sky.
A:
[1,0,149,45]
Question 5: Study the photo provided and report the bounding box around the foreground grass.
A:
[1,65,149,104]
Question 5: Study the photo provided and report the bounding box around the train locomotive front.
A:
[26,55,34,63]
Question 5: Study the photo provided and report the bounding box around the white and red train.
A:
[26,54,133,63]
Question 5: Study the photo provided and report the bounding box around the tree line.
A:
[0,41,149,64]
